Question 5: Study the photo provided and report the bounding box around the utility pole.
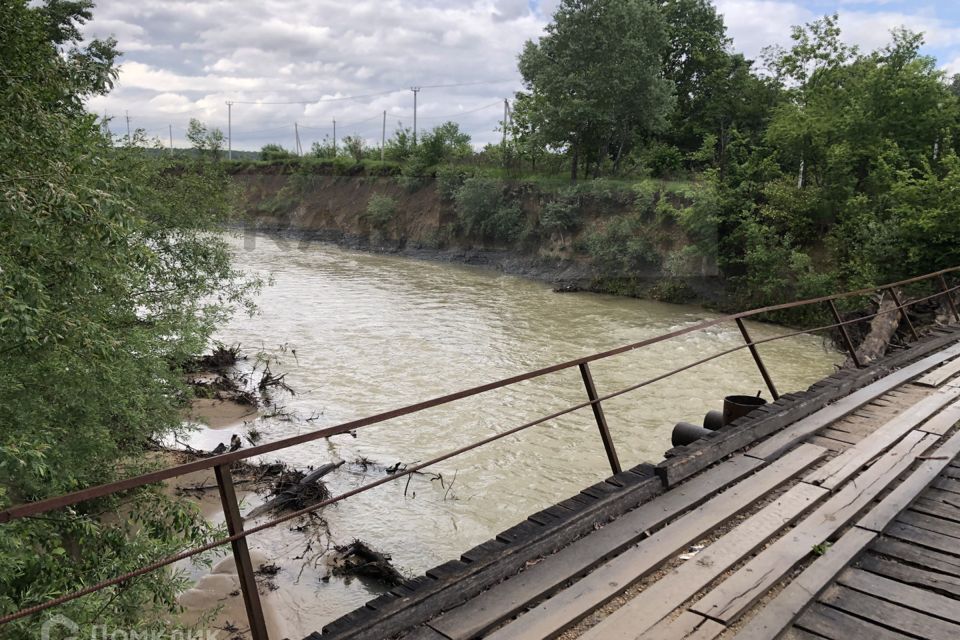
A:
[381,110,386,161]
[502,98,508,151]
[125,110,131,140]
[332,118,337,157]
[169,124,173,154]
[226,101,233,160]
[294,122,302,156]
[411,86,420,146]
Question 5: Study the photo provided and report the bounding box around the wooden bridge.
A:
[313,327,960,640]
[5,268,960,640]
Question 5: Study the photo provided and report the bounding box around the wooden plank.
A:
[806,436,847,452]
[748,343,960,461]
[911,496,960,523]
[690,432,937,625]
[482,446,827,640]
[857,427,960,531]
[819,584,960,640]
[731,527,876,640]
[429,454,769,639]
[806,386,960,489]
[896,509,960,539]
[837,566,960,621]
[579,483,828,640]
[795,601,914,640]
[400,626,449,640]
[884,520,960,554]
[817,428,860,445]
[925,487,960,507]
[918,399,960,435]
[858,552,960,599]
[932,476,960,495]
[869,537,960,577]
[642,612,725,640]
[917,356,960,386]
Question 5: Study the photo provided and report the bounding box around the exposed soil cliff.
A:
[232,167,720,302]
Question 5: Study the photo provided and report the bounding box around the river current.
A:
[184,232,842,636]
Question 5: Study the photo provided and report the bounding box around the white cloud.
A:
[81,0,960,150]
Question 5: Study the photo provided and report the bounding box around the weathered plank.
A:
[837,566,960,621]
[884,520,960,555]
[857,427,960,532]
[932,476,960,495]
[869,536,960,577]
[925,487,960,507]
[731,527,876,640]
[918,399,960,435]
[642,612,725,640]
[857,551,960,599]
[579,482,828,640]
[748,342,960,461]
[896,509,960,539]
[819,584,960,640]
[399,626,449,640]
[482,446,827,640]
[917,356,960,387]
[428,455,768,639]
[795,601,914,640]
[805,385,960,489]
[911,496,960,523]
[690,431,937,624]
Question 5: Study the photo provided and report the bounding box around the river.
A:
[182,231,842,637]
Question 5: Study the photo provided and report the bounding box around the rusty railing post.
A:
[886,286,919,341]
[578,362,621,475]
[735,318,779,400]
[940,274,960,322]
[826,299,862,368]
[215,464,270,640]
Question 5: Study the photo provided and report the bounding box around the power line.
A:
[225,79,517,105]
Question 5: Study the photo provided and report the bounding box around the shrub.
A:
[436,164,473,201]
[640,141,684,177]
[365,194,397,230]
[454,177,524,243]
[584,214,662,278]
[260,143,295,161]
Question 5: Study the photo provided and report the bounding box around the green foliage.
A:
[638,141,684,177]
[186,118,224,159]
[435,164,473,201]
[260,143,295,161]
[413,121,472,167]
[584,214,663,278]
[516,0,674,179]
[365,193,397,230]
[0,1,255,634]
[454,177,525,243]
[342,135,365,163]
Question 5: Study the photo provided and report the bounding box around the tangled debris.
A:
[329,539,406,587]
[245,461,343,519]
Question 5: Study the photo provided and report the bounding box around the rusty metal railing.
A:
[3,266,960,637]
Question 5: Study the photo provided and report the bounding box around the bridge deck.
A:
[307,328,960,640]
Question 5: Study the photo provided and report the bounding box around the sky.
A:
[81,0,960,152]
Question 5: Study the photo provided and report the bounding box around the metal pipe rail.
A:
[3,266,960,636]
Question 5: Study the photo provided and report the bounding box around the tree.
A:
[413,121,472,166]
[186,117,225,159]
[1,1,256,635]
[516,0,674,179]
[342,135,365,163]
[260,143,295,160]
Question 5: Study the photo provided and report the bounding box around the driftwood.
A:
[330,539,405,586]
[245,461,343,519]
[845,290,901,367]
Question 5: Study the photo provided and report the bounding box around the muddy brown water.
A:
[177,232,842,637]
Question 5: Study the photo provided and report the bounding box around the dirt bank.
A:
[232,170,724,303]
